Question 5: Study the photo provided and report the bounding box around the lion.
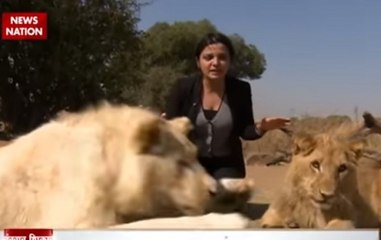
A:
[0,140,9,147]
[260,118,381,229]
[0,102,252,228]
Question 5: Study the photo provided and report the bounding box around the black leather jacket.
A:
[164,73,262,175]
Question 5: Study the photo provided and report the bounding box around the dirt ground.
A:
[244,165,289,227]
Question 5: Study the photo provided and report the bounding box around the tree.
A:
[229,34,266,79]
[141,19,217,75]
[139,19,267,110]
[0,0,145,135]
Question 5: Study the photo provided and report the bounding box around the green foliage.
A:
[139,19,267,110]
[141,19,217,75]
[0,2,267,135]
[139,65,183,111]
[229,34,266,79]
[0,0,144,134]
[141,19,266,79]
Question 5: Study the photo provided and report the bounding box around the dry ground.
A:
[243,165,288,227]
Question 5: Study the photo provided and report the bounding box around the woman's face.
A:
[196,43,231,81]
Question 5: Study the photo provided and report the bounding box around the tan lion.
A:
[260,118,381,229]
[0,102,251,228]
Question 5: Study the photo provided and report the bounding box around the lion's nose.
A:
[319,190,335,200]
[204,175,218,196]
[209,187,217,196]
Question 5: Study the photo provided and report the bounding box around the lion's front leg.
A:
[207,178,255,213]
[260,207,289,228]
[325,219,355,229]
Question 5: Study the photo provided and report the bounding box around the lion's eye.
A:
[338,164,347,173]
[311,161,320,170]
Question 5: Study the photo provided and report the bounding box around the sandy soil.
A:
[244,165,289,227]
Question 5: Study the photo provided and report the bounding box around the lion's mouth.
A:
[311,198,333,209]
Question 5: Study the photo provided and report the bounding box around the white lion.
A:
[0,102,252,229]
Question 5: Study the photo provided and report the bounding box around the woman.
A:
[164,32,290,180]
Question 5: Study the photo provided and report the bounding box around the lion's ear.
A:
[134,118,161,153]
[168,117,193,136]
[292,132,317,156]
[347,139,366,160]
[345,129,368,161]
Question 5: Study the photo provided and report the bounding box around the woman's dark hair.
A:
[194,32,235,60]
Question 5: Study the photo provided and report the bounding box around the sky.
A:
[137,0,381,120]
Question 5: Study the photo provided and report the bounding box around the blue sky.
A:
[137,0,381,119]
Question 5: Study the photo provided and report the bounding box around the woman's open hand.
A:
[259,117,291,133]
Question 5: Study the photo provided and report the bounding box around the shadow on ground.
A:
[241,202,269,228]
[244,202,269,220]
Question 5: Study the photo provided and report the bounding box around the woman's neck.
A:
[202,77,225,94]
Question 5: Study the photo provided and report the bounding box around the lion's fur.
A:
[261,121,381,228]
[0,102,244,228]
[0,140,9,147]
